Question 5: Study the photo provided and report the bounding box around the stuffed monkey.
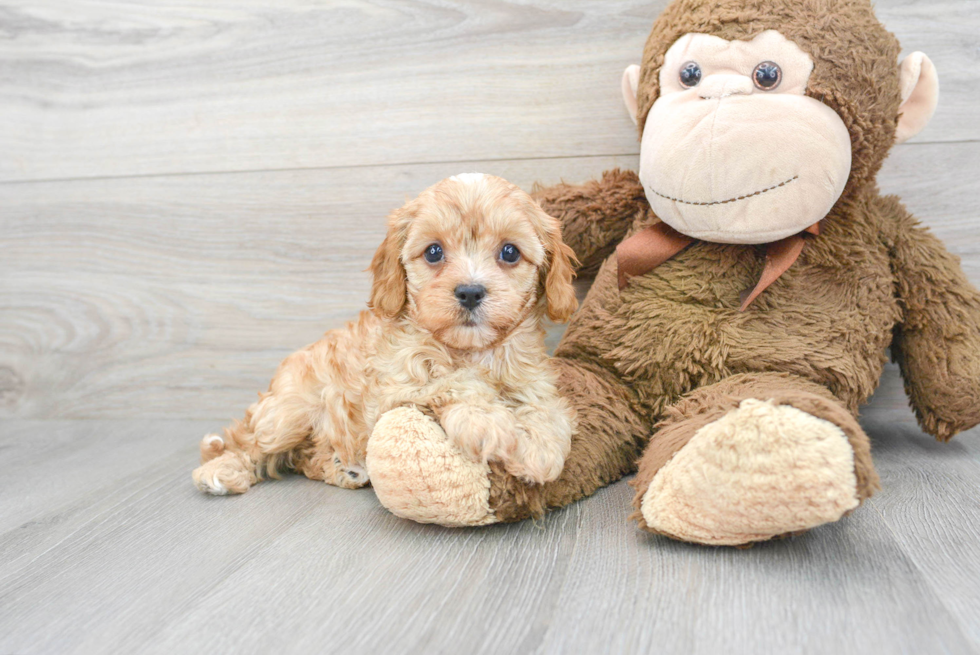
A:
[365,0,980,546]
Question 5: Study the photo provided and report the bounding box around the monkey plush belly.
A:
[557,239,900,419]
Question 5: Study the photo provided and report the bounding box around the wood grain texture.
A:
[863,412,980,651]
[0,0,976,183]
[0,417,978,655]
[2,142,977,420]
[1,2,979,651]
[0,154,638,419]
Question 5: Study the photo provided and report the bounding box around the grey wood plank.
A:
[535,404,980,654]
[0,0,975,183]
[0,153,632,421]
[0,419,208,533]
[878,141,980,265]
[533,483,976,655]
[145,491,585,655]
[862,410,980,651]
[0,428,334,655]
[1,141,977,420]
[1,421,972,655]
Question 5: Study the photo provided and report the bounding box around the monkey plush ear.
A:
[543,236,578,323]
[895,52,939,144]
[621,64,641,125]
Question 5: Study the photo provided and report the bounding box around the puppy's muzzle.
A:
[454,284,486,311]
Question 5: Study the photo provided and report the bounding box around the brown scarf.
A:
[616,221,819,311]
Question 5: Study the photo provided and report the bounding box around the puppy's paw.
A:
[506,404,574,484]
[505,438,567,485]
[192,451,255,495]
[329,453,370,490]
[199,433,226,462]
[440,402,518,464]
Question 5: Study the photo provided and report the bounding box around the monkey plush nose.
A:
[455,284,487,311]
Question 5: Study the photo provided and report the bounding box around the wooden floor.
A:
[1,1,979,653]
[2,396,980,654]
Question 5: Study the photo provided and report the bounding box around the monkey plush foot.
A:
[633,396,873,547]
[367,406,498,527]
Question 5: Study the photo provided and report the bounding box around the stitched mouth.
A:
[650,176,799,207]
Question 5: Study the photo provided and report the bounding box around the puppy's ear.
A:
[527,201,578,322]
[544,236,578,323]
[368,206,412,319]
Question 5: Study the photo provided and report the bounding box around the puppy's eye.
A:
[423,243,444,264]
[499,244,521,264]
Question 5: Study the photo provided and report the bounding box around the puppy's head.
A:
[369,174,577,350]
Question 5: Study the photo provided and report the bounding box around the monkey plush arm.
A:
[885,198,980,441]
[532,168,648,275]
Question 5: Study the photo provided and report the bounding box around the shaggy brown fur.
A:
[480,0,980,538]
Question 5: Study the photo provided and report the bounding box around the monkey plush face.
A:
[632,30,850,244]
[622,0,940,246]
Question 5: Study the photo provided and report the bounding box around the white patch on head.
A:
[449,173,486,185]
[465,256,485,284]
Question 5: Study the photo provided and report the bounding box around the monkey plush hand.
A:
[366,0,980,546]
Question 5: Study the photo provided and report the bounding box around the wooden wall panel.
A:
[0,0,975,182]
[1,143,976,419]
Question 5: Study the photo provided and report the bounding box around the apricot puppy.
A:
[192,174,578,495]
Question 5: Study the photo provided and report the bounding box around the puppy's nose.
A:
[454,284,487,311]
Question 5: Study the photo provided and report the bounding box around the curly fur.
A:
[192,175,578,494]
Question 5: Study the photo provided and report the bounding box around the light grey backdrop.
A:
[1,0,976,420]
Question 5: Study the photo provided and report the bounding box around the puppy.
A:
[192,173,578,496]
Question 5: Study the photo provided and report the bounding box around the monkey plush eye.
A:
[423,243,444,263]
[679,62,702,88]
[753,61,782,90]
[499,244,521,264]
